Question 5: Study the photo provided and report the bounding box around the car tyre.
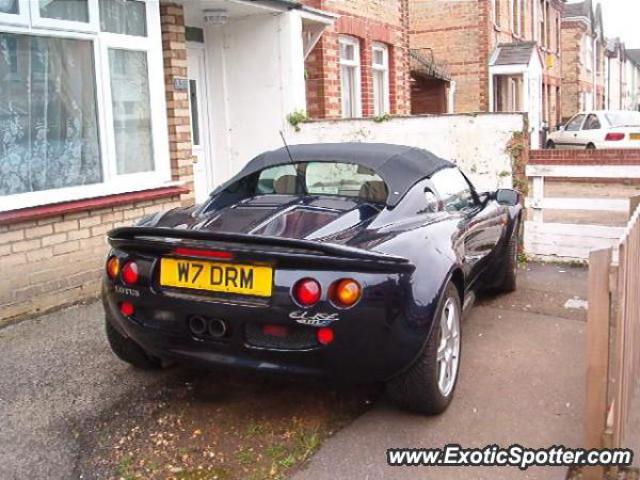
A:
[546,140,556,149]
[105,320,162,370]
[385,282,462,415]
[497,225,519,293]
[586,143,596,150]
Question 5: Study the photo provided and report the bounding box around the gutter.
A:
[247,0,303,10]
[247,0,337,23]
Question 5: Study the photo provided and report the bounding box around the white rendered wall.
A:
[286,113,526,192]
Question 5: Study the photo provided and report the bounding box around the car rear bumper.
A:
[102,280,433,383]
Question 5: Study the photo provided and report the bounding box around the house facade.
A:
[560,0,605,120]
[604,39,640,112]
[301,0,411,120]
[0,0,411,322]
[408,0,564,147]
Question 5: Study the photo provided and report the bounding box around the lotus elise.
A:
[102,143,521,414]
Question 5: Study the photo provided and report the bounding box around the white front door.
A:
[187,45,213,203]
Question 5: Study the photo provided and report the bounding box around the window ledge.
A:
[0,186,190,226]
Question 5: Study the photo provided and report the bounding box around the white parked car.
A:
[546,110,640,149]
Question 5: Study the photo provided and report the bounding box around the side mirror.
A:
[556,124,565,131]
[495,188,519,206]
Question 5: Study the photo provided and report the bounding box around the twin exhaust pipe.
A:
[188,316,227,338]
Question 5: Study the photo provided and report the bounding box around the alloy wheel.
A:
[436,296,461,397]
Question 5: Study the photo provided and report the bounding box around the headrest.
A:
[358,181,388,203]
[273,175,298,194]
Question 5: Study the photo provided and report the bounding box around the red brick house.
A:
[302,0,411,119]
[560,0,606,120]
[0,0,411,322]
[409,0,565,146]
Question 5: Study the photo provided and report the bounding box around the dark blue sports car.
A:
[102,143,521,414]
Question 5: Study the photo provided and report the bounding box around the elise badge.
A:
[289,310,339,327]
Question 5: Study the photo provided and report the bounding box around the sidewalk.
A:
[293,263,589,480]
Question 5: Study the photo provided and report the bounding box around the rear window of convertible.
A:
[255,162,389,203]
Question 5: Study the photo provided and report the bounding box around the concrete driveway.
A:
[0,263,588,479]
[293,263,589,480]
[0,301,178,479]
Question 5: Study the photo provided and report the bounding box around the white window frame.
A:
[371,42,390,116]
[339,35,362,119]
[0,0,171,212]
[32,0,100,33]
[0,0,29,26]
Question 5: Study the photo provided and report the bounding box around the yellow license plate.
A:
[160,258,273,297]
[631,133,640,141]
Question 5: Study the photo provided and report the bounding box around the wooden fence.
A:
[524,164,640,261]
[584,197,640,479]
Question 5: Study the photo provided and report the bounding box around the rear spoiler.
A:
[107,227,414,273]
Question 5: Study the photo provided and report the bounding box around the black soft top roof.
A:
[216,143,454,207]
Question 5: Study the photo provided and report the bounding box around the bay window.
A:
[0,0,169,211]
[339,35,362,119]
[0,33,101,195]
[372,43,390,116]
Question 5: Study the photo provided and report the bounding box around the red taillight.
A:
[605,132,625,141]
[317,327,334,345]
[175,247,233,260]
[329,279,362,308]
[119,301,135,317]
[106,256,120,280]
[121,261,139,285]
[262,324,289,337]
[292,278,321,307]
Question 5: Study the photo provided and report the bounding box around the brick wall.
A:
[0,4,193,324]
[323,0,403,26]
[409,0,484,113]
[161,3,194,205]
[530,149,640,164]
[410,78,448,114]
[0,193,184,323]
[561,22,582,120]
[411,77,448,115]
[302,0,410,119]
